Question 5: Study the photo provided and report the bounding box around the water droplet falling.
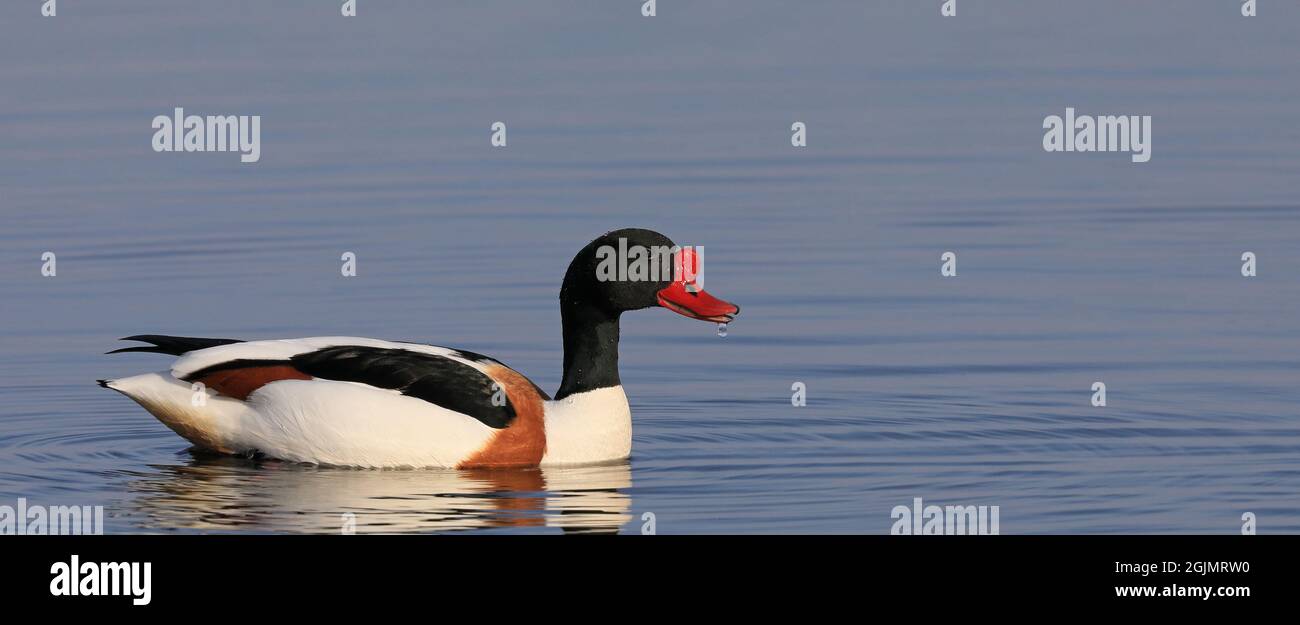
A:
[717,323,728,337]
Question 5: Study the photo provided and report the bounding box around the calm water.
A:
[2,1,1299,533]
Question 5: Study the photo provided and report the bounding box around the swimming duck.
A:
[99,228,739,469]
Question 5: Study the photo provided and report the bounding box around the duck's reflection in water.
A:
[122,451,632,534]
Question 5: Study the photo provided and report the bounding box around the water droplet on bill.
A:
[717,323,728,337]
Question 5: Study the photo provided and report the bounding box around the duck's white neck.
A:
[540,386,631,466]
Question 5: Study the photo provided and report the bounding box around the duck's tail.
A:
[97,372,243,453]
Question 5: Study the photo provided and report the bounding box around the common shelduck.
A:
[99,228,739,469]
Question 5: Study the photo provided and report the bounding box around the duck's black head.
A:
[560,228,739,322]
[555,228,740,399]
